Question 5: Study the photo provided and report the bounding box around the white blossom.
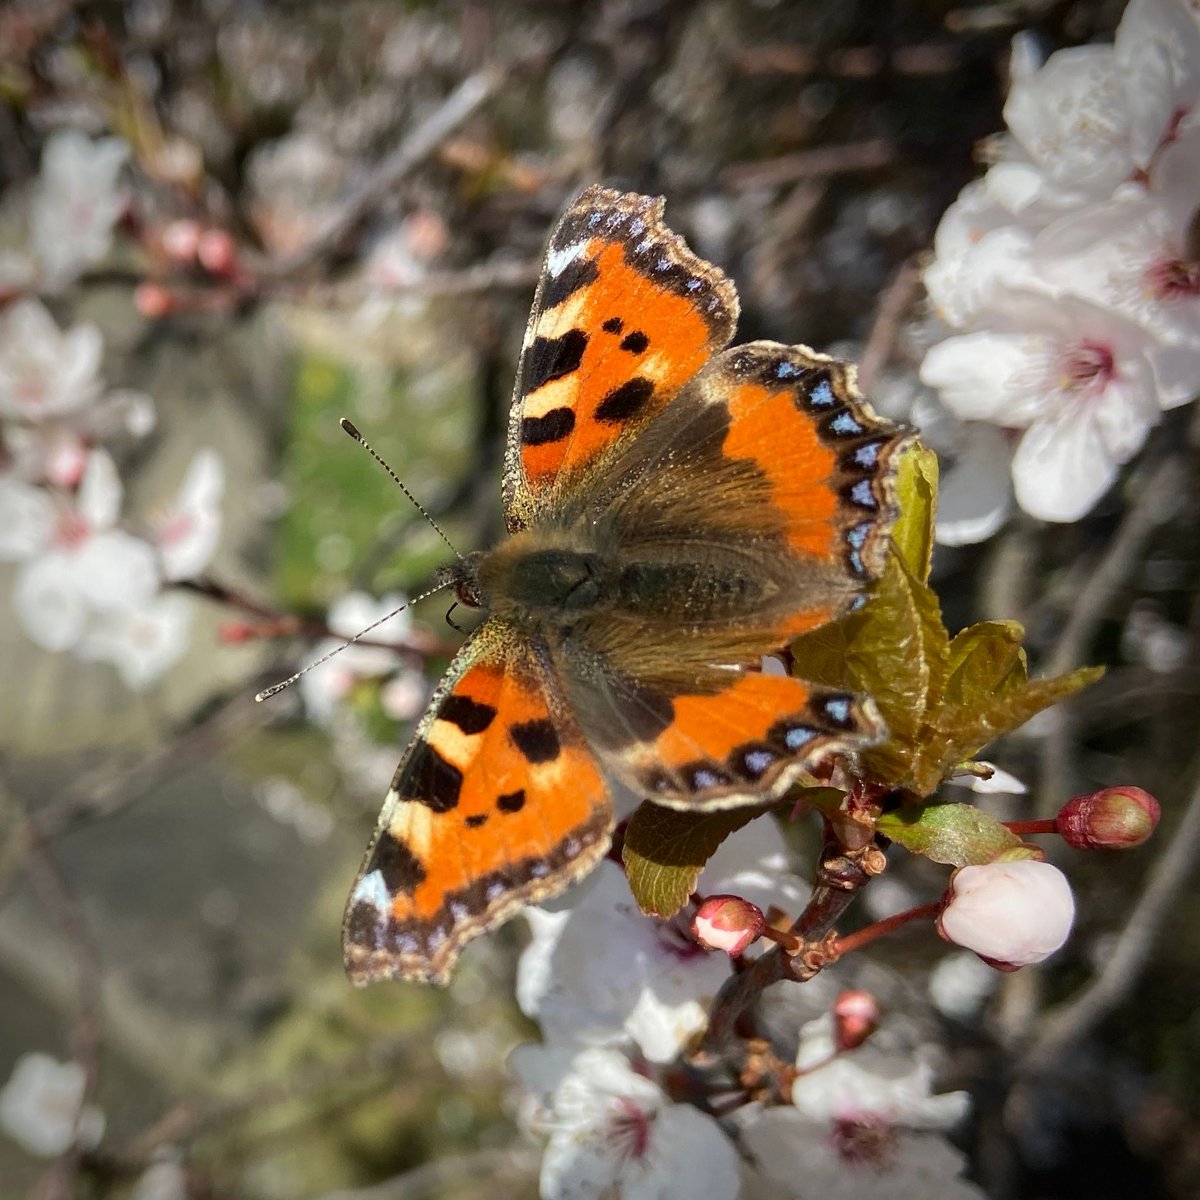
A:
[511,1045,741,1200]
[740,1107,986,1200]
[77,591,195,689]
[0,300,103,422]
[30,130,129,286]
[152,449,225,581]
[7,450,158,651]
[0,1053,104,1158]
[518,818,805,1064]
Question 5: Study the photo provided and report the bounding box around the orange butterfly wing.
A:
[343,628,610,985]
[502,185,737,530]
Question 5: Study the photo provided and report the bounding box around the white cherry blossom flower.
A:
[0,300,103,422]
[920,291,1170,521]
[510,1045,741,1200]
[0,1053,104,1158]
[299,591,411,725]
[78,591,195,689]
[518,818,806,1064]
[30,130,129,286]
[152,449,225,581]
[937,860,1075,968]
[1114,0,1200,170]
[1033,131,1200,361]
[790,1015,970,1129]
[7,450,158,651]
[740,1107,986,1200]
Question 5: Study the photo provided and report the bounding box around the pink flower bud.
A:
[1056,787,1160,850]
[160,219,201,262]
[218,620,258,644]
[197,229,238,276]
[135,282,177,319]
[936,861,1074,969]
[832,989,879,1051]
[691,895,764,957]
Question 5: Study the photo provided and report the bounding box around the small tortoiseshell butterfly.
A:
[343,185,908,985]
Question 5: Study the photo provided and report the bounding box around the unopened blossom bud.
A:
[218,620,259,644]
[1056,787,1160,850]
[197,229,238,276]
[134,282,177,319]
[832,989,879,1051]
[160,218,201,262]
[692,895,764,957]
[936,861,1074,970]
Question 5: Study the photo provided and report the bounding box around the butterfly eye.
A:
[454,577,484,609]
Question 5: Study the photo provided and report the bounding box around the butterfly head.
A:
[437,550,489,612]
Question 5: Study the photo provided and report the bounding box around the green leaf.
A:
[943,621,1026,707]
[622,803,772,918]
[877,802,1023,866]
[891,443,939,582]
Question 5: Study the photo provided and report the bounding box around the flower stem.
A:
[1002,818,1056,835]
[833,900,942,956]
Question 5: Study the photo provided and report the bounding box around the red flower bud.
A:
[218,620,259,644]
[691,895,764,957]
[134,281,177,319]
[197,229,238,276]
[832,989,879,1051]
[1056,786,1160,850]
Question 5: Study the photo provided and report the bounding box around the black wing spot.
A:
[619,330,649,354]
[497,789,527,813]
[542,255,599,309]
[602,316,624,334]
[399,742,463,812]
[522,407,576,446]
[509,719,561,764]
[439,694,496,735]
[371,832,427,894]
[524,329,588,393]
[595,377,655,423]
[465,813,488,829]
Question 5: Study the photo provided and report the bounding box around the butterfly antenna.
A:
[340,417,462,560]
[254,580,451,702]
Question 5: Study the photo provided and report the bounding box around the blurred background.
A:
[1,1,1197,1198]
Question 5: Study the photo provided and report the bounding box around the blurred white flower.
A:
[740,1107,985,1200]
[510,1045,741,1200]
[130,1154,188,1200]
[791,1014,970,1129]
[30,130,129,286]
[920,291,1169,521]
[152,449,225,581]
[5,450,158,651]
[299,591,411,725]
[0,1052,104,1158]
[928,952,1000,1021]
[937,860,1075,968]
[518,819,805,1064]
[77,591,194,689]
[0,300,103,422]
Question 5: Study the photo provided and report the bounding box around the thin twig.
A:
[857,257,923,394]
[1038,452,1187,813]
[723,139,897,191]
[1019,754,1200,1069]
[13,814,105,1200]
[266,68,505,278]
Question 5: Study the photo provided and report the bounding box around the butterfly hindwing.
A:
[343,624,611,985]
[503,185,738,531]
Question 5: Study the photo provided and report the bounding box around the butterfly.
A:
[343,185,909,985]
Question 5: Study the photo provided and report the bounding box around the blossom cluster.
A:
[0,134,225,689]
[508,820,985,1200]
[920,0,1200,533]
